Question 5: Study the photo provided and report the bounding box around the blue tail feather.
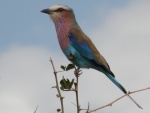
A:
[105,72,127,94]
[103,71,142,109]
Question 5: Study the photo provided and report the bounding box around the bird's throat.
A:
[54,18,72,51]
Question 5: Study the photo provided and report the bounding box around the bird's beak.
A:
[41,8,52,14]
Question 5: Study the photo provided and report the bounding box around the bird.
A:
[41,4,142,109]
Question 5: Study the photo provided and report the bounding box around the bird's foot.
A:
[67,51,74,60]
[74,68,82,77]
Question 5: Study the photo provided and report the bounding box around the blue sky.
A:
[0,0,150,113]
[0,0,129,52]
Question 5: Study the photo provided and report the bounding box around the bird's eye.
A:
[56,8,64,12]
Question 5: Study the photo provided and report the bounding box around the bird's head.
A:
[41,4,75,23]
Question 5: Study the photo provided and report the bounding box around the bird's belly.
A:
[63,45,91,68]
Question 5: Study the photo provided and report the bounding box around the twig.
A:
[87,87,150,113]
[49,58,64,113]
[74,68,81,113]
[57,70,64,73]
[76,76,79,113]
[34,105,38,113]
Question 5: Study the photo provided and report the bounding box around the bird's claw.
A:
[74,68,82,77]
[67,51,74,60]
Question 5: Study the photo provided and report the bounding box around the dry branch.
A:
[49,58,64,113]
[87,87,150,113]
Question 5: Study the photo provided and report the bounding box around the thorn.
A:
[51,86,57,88]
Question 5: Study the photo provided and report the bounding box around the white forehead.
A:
[50,4,71,11]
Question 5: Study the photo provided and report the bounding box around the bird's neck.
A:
[54,17,73,35]
[54,18,75,50]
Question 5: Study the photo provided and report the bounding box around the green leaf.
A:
[66,64,75,71]
[60,77,67,89]
[60,65,66,71]
[60,86,64,90]
[68,79,74,89]
[60,77,75,90]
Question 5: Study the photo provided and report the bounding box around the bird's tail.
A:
[104,72,142,109]
[127,95,143,109]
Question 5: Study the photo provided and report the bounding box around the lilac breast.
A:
[54,19,72,51]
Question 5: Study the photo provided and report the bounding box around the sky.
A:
[0,0,150,113]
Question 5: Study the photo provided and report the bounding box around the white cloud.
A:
[87,1,150,112]
[0,45,70,113]
[90,0,150,86]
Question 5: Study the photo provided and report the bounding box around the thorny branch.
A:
[87,87,150,113]
[49,58,149,113]
[74,68,81,113]
[50,58,64,113]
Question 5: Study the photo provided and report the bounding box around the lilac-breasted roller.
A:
[41,4,142,108]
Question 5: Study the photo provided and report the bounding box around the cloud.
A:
[0,45,51,113]
[90,0,150,86]
[87,1,150,112]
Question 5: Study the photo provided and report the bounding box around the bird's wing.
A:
[69,26,114,77]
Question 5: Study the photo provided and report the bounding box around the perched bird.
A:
[41,4,142,108]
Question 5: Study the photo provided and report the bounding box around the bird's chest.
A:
[55,24,71,51]
[58,34,70,51]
